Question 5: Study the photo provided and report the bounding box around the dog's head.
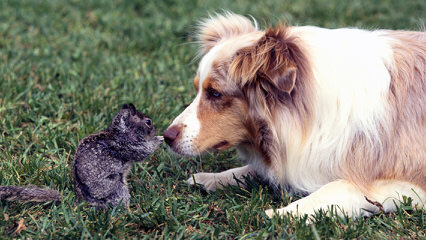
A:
[163,13,309,158]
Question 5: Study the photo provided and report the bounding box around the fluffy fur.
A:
[74,104,163,207]
[0,186,61,202]
[163,12,425,219]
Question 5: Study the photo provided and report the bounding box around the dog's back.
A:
[280,27,426,192]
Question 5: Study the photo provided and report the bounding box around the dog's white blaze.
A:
[170,43,226,155]
[169,94,201,155]
[275,27,395,192]
[199,42,226,84]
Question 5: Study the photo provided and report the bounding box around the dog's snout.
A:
[163,125,181,146]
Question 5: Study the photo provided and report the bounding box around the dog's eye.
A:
[207,88,222,99]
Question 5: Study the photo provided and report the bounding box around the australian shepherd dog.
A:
[163,12,425,219]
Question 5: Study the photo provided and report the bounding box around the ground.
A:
[0,0,425,239]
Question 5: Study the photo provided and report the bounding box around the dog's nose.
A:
[163,125,181,146]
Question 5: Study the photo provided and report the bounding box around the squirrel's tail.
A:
[0,186,61,202]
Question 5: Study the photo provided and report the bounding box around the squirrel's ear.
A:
[128,103,137,116]
[122,104,129,109]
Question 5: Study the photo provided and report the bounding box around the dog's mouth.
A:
[212,141,230,151]
[169,144,199,157]
[169,141,231,156]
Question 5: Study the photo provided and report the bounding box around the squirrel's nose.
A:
[163,125,181,146]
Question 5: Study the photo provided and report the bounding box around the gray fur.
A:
[73,103,163,207]
[0,186,61,202]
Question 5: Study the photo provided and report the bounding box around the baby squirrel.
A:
[0,104,163,207]
[73,103,163,207]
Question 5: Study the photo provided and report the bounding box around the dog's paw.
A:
[265,198,306,218]
[265,207,314,224]
[282,200,314,216]
[265,208,288,218]
[265,208,276,218]
[265,201,315,224]
[186,172,218,191]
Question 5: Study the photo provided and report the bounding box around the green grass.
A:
[0,0,425,238]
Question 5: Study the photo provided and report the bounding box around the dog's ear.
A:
[259,66,297,95]
[230,24,303,109]
[197,12,257,54]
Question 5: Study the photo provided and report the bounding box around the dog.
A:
[163,12,425,219]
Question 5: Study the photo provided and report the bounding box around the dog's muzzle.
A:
[162,125,181,146]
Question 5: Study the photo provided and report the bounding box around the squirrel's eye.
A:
[145,118,152,126]
[207,88,222,99]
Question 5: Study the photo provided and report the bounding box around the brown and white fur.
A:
[163,12,426,219]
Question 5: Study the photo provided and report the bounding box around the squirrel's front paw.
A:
[151,136,164,149]
[155,136,164,145]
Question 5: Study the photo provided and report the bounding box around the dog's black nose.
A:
[163,125,181,146]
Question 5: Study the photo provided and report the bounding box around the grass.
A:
[0,0,425,238]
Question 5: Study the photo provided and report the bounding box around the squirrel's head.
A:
[108,103,156,142]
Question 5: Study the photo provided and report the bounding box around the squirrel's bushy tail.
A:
[0,186,61,202]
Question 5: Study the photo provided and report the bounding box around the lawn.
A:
[0,0,425,239]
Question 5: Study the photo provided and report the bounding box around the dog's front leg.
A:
[187,165,253,191]
[265,179,380,219]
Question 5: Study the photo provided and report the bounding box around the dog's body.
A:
[163,13,425,218]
